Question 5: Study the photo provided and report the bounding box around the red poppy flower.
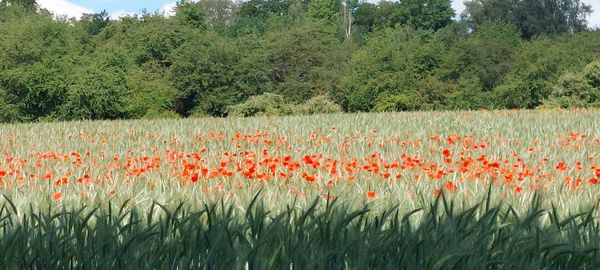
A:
[191,173,199,183]
[515,186,523,194]
[555,162,568,171]
[444,181,457,192]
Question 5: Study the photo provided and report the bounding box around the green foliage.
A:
[352,3,379,33]
[341,27,446,111]
[233,0,295,35]
[492,32,600,109]
[0,0,36,12]
[546,61,600,108]
[228,93,292,117]
[0,13,83,120]
[586,60,600,87]
[296,95,342,114]
[0,88,20,123]
[55,44,134,121]
[174,0,208,29]
[494,63,556,109]
[462,0,592,39]
[99,14,188,67]
[124,63,178,119]
[263,22,342,102]
[59,66,129,120]
[238,0,292,20]
[352,0,454,33]
[491,37,558,109]
[1,194,600,268]
[0,0,599,122]
[397,0,454,30]
[373,92,424,112]
[441,21,521,92]
[444,76,496,109]
[79,10,110,36]
[169,33,269,116]
[308,0,338,24]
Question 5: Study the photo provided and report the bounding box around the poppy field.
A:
[2,110,600,268]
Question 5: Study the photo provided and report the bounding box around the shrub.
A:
[296,95,342,115]
[125,66,178,119]
[584,60,600,88]
[373,92,423,112]
[546,60,600,108]
[228,93,292,117]
[60,86,128,121]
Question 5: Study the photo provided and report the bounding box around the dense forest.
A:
[0,0,599,122]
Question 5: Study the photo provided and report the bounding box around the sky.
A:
[37,0,600,28]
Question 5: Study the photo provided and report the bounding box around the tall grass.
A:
[1,191,600,269]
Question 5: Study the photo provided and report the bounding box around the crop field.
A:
[2,110,600,269]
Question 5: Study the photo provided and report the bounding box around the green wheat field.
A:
[1,110,600,269]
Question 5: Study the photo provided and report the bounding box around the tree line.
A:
[0,0,599,122]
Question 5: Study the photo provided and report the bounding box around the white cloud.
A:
[37,0,93,19]
[589,16,600,28]
[109,10,137,20]
[451,0,465,18]
[583,0,600,28]
[160,2,177,17]
[111,2,182,20]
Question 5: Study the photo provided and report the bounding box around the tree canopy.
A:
[462,0,592,39]
[0,0,598,122]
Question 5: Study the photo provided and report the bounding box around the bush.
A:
[125,65,178,119]
[373,92,424,112]
[296,95,342,115]
[546,61,600,108]
[228,93,293,117]
[59,68,129,120]
[584,60,600,88]
[445,76,497,110]
[493,62,556,109]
